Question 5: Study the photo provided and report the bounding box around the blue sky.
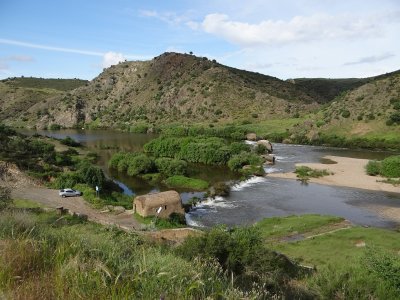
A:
[1,0,399,80]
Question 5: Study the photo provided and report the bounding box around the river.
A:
[22,129,400,229]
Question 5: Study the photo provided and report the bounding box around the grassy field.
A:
[254,214,344,240]
[273,226,400,267]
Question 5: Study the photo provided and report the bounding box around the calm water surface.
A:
[23,130,400,228]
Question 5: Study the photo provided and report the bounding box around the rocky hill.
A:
[288,71,400,143]
[1,53,323,129]
[0,77,88,128]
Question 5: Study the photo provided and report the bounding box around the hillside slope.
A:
[286,71,400,147]
[290,70,400,104]
[0,78,88,128]
[1,53,321,129]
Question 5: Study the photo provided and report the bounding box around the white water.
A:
[231,176,267,191]
[185,213,205,227]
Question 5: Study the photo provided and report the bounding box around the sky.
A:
[1,0,399,80]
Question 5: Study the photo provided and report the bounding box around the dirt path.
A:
[12,186,142,230]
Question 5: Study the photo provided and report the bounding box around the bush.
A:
[60,136,80,147]
[164,175,209,190]
[254,143,267,154]
[381,156,400,178]
[130,123,149,133]
[79,165,106,189]
[227,152,263,171]
[155,157,187,177]
[341,110,351,118]
[126,154,154,176]
[366,160,381,176]
[176,226,302,291]
[108,152,126,169]
[229,142,251,155]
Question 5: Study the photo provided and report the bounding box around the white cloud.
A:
[0,38,104,56]
[344,53,395,66]
[139,10,191,26]
[196,12,397,47]
[102,52,126,68]
[7,55,34,62]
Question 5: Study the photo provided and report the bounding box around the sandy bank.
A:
[268,155,400,194]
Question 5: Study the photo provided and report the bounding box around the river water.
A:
[23,129,400,228]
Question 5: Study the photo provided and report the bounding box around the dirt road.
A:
[12,186,142,230]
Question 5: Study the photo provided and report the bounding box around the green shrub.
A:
[155,157,187,176]
[254,143,267,154]
[381,155,400,178]
[108,152,126,169]
[49,123,61,130]
[176,226,302,291]
[126,154,155,176]
[341,110,351,118]
[79,165,106,189]
[164,175,209,190]
[295,166,330,181]
[229,142,250,155]
[60,136,80,147]
[366,160,381,176]
[53,172,83,189]
[130,123,149,133]
[227,152,263,171]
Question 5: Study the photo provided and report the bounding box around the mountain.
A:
[1,53,321,129]
[0,77,88,127]
[289,69,400,104]
[294,70,400,143]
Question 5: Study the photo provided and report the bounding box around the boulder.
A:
[257,140,273,153]
[262,154,276,164]
[246,133,257,141]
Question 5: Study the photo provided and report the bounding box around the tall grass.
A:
[0,209,257,299]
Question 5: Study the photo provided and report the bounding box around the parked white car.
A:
[59,188,82,198]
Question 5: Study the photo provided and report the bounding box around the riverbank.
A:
[269,155,400,194]
[269,155,400,223]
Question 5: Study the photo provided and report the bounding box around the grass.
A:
[164,175,209,190]
[0,208,240,299]
[13,199,43,209]
[272,226,400,268]
[237,118,303,138]
[134,212,187,229]
[295,166,331,182]
[254,214,344,240]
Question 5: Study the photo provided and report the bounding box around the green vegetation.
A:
[0,208,247,299]
[381,155,400,178]
[155,157,187,176]
[1,77,88,91]
[110,134,263,190]
[0,124,128,208]
[1,202,400,299]
[176,226,313,297]
[365,155,400,178]
[366,160,381,176]
[295,166,331,182]
[255,214,344,240]
[164,175,209,190]
[59,136,81,147]
[134,212,187,229]
[272,226,400,298]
